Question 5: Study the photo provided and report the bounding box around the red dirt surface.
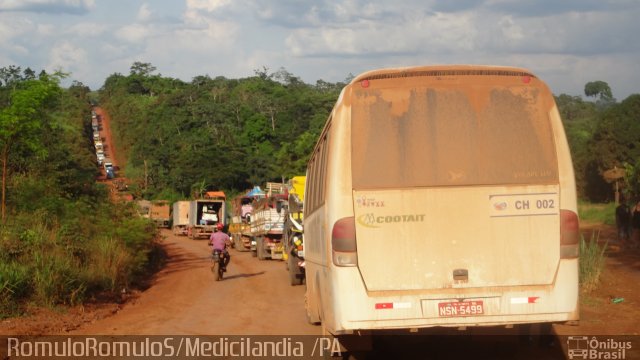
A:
[555,223,640,336]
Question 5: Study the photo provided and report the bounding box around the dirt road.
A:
[72,230,320,335]
[67,231,567,359]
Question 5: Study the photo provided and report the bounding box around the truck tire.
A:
[234,235,245,252]
[288,255,303,286]
[257,236,266,260]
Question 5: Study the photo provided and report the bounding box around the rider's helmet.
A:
[216,223,224,231]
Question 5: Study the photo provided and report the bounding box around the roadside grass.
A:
[0,200,159,318]
[578,200,616,225]
[577,201,614,293]
[579,231,608,293]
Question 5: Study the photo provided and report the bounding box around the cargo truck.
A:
[187,191,226,239]
[150,201,171,228]
[283,176,306,285]
[251,183,287,260]
[229,188,264,251]
[172,201,191,236]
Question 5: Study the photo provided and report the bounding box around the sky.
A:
[1,0,639,99]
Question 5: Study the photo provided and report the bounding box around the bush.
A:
[85,237,132,292]
[31,250,86,306]
[0,191,159,315]
[0,262,30,317]
[579,231,608,292]
[578,200,615,225]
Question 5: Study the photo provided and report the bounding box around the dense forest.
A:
[0,62,639,315]
[102,63,640,203]
[101,63,345,202]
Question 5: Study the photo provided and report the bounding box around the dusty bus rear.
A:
[303,65,579,336]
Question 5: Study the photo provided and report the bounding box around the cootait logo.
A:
[357,213,426,228]
[567,336,632,359]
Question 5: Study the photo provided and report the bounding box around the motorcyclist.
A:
[209,223,231,271]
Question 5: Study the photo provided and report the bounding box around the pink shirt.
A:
[209,231,230,251]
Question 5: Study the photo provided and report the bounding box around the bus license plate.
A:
[438,300,484,317]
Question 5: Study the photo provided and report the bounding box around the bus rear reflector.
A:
[332,217,357,267]
[560,209,579,259]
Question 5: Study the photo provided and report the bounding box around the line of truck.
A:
[90,109,115,179]
[168,177,307,286]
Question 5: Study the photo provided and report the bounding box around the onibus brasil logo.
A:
[567,336,632,359]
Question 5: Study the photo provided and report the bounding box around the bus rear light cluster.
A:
[332,217,358,266]
[560,209,579,259]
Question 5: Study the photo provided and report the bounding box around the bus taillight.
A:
[332,217,358,267]
[560,209,579,259]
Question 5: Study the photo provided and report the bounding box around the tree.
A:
[584,81,613,102]
[0,65,22,88]
[130,62,157,77]
[0,73,63,220]
[583,95,640,200]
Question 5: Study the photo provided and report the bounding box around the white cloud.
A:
[286,10,477,57]
[0,0,95,14]
[181,0,239,44]
[115,24,150,44]
[49,41,87,70]
[185,0,231,13]
[65,22,107,37]
[137,3,152,22]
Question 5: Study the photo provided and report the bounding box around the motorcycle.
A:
[211,249,227,281]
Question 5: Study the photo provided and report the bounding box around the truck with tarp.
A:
[283,176,306,285]
[250,183,288,260]
[172,200,191,236]
[150,200,171,228]
[229,186,266,251]
[187,191,226,239]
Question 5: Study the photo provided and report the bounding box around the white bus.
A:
[303,65,579,343]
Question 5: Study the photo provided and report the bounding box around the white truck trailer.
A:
[172,201,191,236]
[187,192,226,239]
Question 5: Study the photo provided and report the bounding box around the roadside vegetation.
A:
[577,201,614,293]
[578,201,616,225]
[0,67,159,317]
[579,232,608,293]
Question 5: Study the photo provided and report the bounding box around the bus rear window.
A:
[351,83,558,188]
